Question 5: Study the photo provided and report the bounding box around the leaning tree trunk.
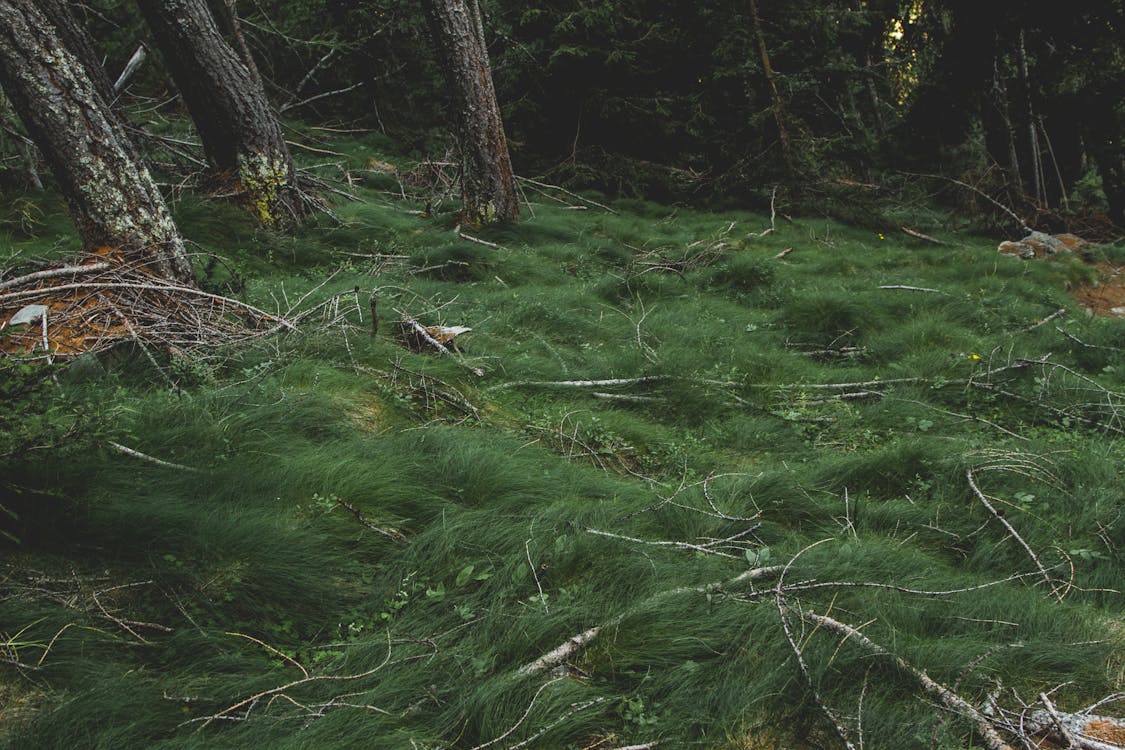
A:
[422,0,520,226]
[37,0,117,106]
[748,0,793,169]
[136,0,303,228]
[0,0,194,284]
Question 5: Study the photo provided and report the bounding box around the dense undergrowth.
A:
[1,135,1124,749]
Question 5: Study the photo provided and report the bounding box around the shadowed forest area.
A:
[1,2,1124,749]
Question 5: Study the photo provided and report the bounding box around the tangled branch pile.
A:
[0,249,293,361]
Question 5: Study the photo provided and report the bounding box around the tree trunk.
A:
[748,0,792,168]
[136,0,304,228]
[1017,29,1046,206]
[36,0,117,106]
[0,0,194,284]
[422,0,520,226]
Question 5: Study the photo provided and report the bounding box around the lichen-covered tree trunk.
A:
[0,0,194,285]
[37,0,117,106]
[422,0,520,226]
[136,0,304,228]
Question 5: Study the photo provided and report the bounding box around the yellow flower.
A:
[968,353,981,361]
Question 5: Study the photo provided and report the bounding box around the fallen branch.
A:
[517,176,618,214]
[1025,308,1067,332]
[396,315,484,376]
[900,226,947,244]
[878,284,949,294]
[517,565,782,678]
[489,376,669,391]
[586,527,741,559]
[107,440,200,472]
[0,261,111,292]
[331,495,406,544]
[458,231,504,250]
[966,469,1062,601]
[796,608,1015,750]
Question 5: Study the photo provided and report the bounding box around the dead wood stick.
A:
[776,544,857,749]
[398,316,484,376]
[226,632,309,677]
[802,390,884,404]
[517,565,782,678]
[749,377,922,391]
[458,231,504,250]
[0,261,111,292]
[502,697,612,750]
[331,496,406,544]
[1040,693,1081,749]
[517,176,618,214]
[796,609,1015,750]
[900,226,947,244]
[113,45,147,93]
[586,527,740,558]
[192,636,395,730]
[737,569,1051,602]
[878,284,949,294]
[590,391,662,403]
[966,469,1062,601]
[279,80,365,113]
[467,678,566,750]
[904,172,1031,234]
[107,440,200,472]
[0,281,298,331]
[753,186,777,237]
[1024,308,1067,332]
[1019,708,1125,750]
[517,626,601,677]
[489,376,670,391]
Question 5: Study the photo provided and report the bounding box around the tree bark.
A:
[422,0,520,226]
[748,0,792,168]
[136,0,304,228]
[36,0,117,106]
[0,0,194,284]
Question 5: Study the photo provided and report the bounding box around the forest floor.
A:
[1,133,1124,749]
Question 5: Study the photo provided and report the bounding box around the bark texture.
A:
[36,0,117,105]
[136,0,303,228]
[0,0,194,284]
[422,0,520,226]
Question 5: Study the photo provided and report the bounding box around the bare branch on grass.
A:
[966,469,1064,601]
[795,608,1016,750]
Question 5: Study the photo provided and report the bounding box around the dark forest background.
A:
[6,0,1123,228]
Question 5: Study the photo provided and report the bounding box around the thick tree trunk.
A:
[422,0,520,226]
[0,0,194,284]
[136,0,303,228]
[36,0,117,106]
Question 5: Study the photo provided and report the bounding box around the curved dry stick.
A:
[0,281,297,331]
[774,539,857,750]
[466,677,566,750]
[796,609,1015,750]
[0,261,111,292]
[966,469,1062,601]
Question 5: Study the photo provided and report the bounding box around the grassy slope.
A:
[1,140,1124,749]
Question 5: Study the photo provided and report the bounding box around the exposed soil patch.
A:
[1073,261,1125,317]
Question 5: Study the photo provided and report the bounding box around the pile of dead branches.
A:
[0,250,295,362]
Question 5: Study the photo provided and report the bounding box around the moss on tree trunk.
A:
[423,0,520,227]
[0,0,194,285]
[137,0,304,228]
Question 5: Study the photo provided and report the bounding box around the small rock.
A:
[998,232,1088,259]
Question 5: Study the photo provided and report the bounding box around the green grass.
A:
[1,140,1124,749]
